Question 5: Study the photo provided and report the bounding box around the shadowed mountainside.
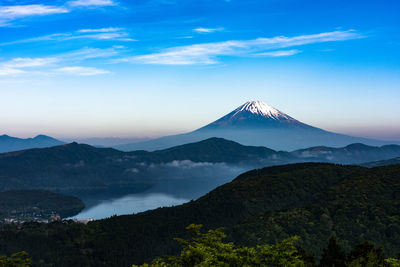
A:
[1,138,400,197]
[0,138,294,196]
[0,163,399,266]
[292,143,400,164]
[361,157,400,168]
[0,190,84,219]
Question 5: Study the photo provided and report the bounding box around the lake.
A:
[70,193,190,220]
[69,164,247,220]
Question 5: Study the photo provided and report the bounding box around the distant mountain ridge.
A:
[61,137,151,147]
[1,137,400,197]
[361,157,400,168]
[0,142,147,196]
[144,137,293,164]
[0,138,293,195]
[115,100,393,151]
[0,134,64,153]
[292,143,400,164]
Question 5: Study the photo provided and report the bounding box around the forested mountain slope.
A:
[0,163,399,266]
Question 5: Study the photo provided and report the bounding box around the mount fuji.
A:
[115,101,391,151]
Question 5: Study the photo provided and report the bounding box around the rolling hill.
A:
[292,143,400,164]
[0,163,399,266]
[1,138,400,197]
[0,138,294,196]
[361,157,400,168]
[0,190,84,219]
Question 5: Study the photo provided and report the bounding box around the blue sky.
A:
[0,0,399,140]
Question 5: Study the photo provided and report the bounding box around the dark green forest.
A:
[1,138,400,197]
[0,163,399,266]
[2,226,400,266]
[132,225,400,267]
[0,138,292,196]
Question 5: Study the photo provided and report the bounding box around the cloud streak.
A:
[62,47,122,60]
[0,4,69,26]
[0,46,120,77]
[0,5,69,19]
[0,2,117,26]
[3,57,58,68]
[0,57,57,76]
[77,27,124,33]
[0,68,25,76]
[255,49,302,57]
[193,27,224,33]
[122,30,363,65]
[56,66,110,76]
[68,0,117,7]
[1,28,135,45]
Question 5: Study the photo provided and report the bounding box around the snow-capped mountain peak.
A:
[232,100,291,120]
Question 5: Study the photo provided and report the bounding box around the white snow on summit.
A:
[232,101,291,120]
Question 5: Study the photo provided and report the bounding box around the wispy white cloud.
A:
[62,47,121,60]
[3,57,58,68]
[255,49,301,57]
[77,27,123,33]
[1,28,135,45]
[68,0,117,7]
[0,68,25,76]
[56,66,110,76]
[193,27,224,33]
[0,47,119,77]
[0,4,69,26]
[0,57,57,76]
[0,5,69,19]
[0,1,118,26]
[70,32,135,41]
[122,30,363,65]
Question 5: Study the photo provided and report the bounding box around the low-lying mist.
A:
[75,160,253,219]
[143,160,250,199]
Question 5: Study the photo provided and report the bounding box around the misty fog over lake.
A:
[70,193,190,220]
[71,162,249,220]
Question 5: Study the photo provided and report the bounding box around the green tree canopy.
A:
[133,224,305,267]
[347,241,386,267]
[319,236,346,267]
[0,251,31,267]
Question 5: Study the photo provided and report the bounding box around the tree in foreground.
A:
[346,240,386,267]
[385,258,400,267]
[319,235,346,267]
[319,236,400,267]
[0,251,31,267]
[133,224,305,267]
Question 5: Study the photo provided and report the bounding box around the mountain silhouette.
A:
[115,101,392,151]
[0,134,64,153]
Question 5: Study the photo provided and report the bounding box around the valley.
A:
[1,137,399,199]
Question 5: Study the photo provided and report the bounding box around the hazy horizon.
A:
[1,99,400,142]
[2,100,400,143]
